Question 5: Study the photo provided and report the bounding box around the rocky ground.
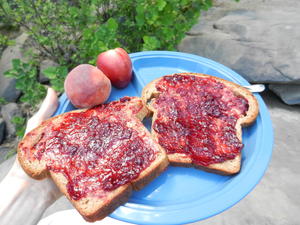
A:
[0,0,299,224]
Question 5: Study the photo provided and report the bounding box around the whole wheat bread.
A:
[18,96,168,222]
[142,73,259,175]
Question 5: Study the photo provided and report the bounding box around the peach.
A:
[64,64,111,108]
[96,48,132,88]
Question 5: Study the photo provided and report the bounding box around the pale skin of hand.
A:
[0,88,62,225]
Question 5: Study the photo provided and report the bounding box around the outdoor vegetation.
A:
[0,0,213,158]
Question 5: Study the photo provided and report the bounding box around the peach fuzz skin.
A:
[64,64,111,108]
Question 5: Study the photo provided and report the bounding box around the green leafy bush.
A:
[0,33,14,53]
[11,116,26,138]
[4,59,46,105]
[0,0,212,102]
[42,66,68,92]
[0,97,8,105]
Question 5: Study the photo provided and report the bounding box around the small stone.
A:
[1,103,22,137]
[0,118,5,144]
[39,59,58,84]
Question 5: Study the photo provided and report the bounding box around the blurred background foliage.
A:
[0,0,213,138]
[0,0,212,93]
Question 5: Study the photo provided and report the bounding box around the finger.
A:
[25,88,58,134]
[35,88,59,120]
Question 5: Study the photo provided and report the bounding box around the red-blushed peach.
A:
[64,64,111,108]
[96,48,132,88]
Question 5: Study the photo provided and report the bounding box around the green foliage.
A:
[128,0,213,51]
[0,33,14,53]
[0,97,8,105]
[1,0,212,64]
[5,148,17,159]
[4,59,46,105]
[0,0,213,105]
[11,116,26,138]
[42,66,68,92]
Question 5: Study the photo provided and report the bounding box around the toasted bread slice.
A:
[18,97,168,222]
[142,73,259,175]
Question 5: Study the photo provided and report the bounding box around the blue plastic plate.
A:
[53,51,273,225]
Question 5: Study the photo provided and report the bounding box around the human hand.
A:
[0,88,62,225]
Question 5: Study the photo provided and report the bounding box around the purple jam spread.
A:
[24,97,156,200]
[153,74,249,166]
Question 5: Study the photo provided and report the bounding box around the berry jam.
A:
[29,97,156,200]
[153,74,249,166]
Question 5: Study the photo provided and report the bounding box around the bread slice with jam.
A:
[142,73,259,175]
[18,96,168,222]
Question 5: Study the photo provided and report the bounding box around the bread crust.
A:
[50,172,133,222]
[142,73,259,175]
[17,97,168,222]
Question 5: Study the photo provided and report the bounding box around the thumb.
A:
[35,88,59,120]
[25,88,58,134]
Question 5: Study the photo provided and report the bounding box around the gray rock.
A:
[0,155,15,179]
[0,33,28,102]
[0,146,12,164]
[0,118,5,144]
[1,103,22,137]
[39,59,58,83]
[178,0,300,85]
[269,84,300,105]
